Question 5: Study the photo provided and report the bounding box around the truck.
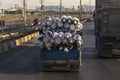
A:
[38,16,83,71]
[94,0,120,57]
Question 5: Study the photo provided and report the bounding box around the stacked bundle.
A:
[40,16,83,32]
[37,16,83,52]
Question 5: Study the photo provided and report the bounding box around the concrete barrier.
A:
[15,39,21,46]
[8,41,16,49]
[0,44,3,53]
[25,36,28,42]
[0,31,39,53]
[2,43,9,52]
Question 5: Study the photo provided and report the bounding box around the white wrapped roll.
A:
[45,17,52,26]
[54,37,61,45]
[57,21,63,28]
[51,24,57,29]
[67,16,73,24]
[61,15,67,23]
[39,41,44,49]
[62,39,68,44]
[64,32,72,39]
[70,24,76,31]
[73,18,79,25]
[43,37,49,43]
[52,32,58,38]
[58,32,64,40]
[76,23,83,31]
[64,23,70,29]
[68,37,75,44]
[45,41,52,50]
[75,34,83,49]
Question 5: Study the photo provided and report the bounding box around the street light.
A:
[23,0,27,32]
[60,0,62,17]
[40,0,43,21]
[79,0,82,21]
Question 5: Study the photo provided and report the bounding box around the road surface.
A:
[0,21,120,80]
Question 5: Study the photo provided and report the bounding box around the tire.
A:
[96,37,112,58]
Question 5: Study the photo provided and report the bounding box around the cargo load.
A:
[37,16,83,71]
[94,0,120,57]
[96,0,120,9]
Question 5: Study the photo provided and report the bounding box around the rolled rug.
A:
[51,23,57,30]
[67,16,73,24]
[75,35,83,49]
[45,41,52,50]
[39,41,44,49]
[76,22,83,31]
[61,15,67,24]
[70,24,76,31]
[68,37,75,44]
[73,18,79,25]
[57,20,63,28]
[64,23,70,29]
[45,17,52,26]
[52,32,58,39]
[58,32,64,40]
[64,32,72,39]
[54,37,61,46]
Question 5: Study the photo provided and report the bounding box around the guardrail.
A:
[0,32,39,53]
[0,19,34,35]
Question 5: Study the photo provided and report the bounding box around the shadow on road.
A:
[0,44,99,74]
[0,45,43,74]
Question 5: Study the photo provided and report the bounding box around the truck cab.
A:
[95,8,120,57]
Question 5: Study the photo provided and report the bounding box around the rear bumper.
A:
[41,60,80,66]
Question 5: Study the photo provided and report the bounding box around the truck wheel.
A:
[96,37,112,58]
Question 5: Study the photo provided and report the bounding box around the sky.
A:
[0,0,95,9]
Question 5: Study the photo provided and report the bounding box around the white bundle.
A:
[64,23,70,29]
[75,34,83,49]
[38,15,83,51]
[52,32,58,39]
[67,16,73,24]
[58,32,64,40]
[45,17,52,26]
[73,18,79,25]
[76,23,83,31]
[54,37,61,45]
[61,15,67,23]
[70,24,76,31]
[64,32,72,39]
[45,41,52,50]
[51,24,57,30]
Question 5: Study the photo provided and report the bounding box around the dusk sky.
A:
[0,0,95,9]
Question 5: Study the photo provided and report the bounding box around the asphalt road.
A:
[0,21,120,80]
